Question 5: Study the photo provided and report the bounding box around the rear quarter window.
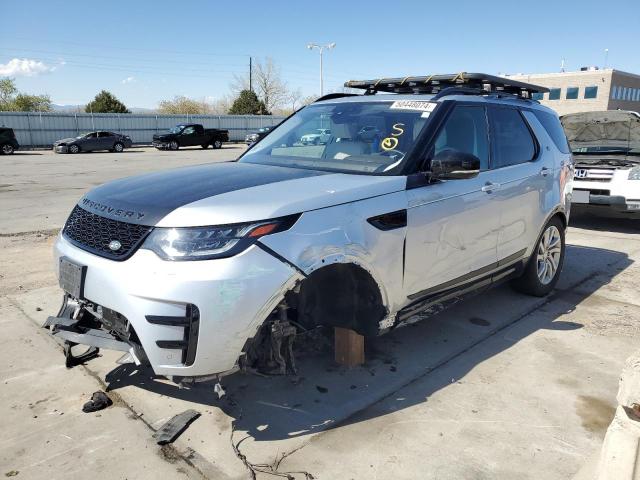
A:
[533,110,571,153]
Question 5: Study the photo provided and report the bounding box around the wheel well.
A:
[552,211,567,229]
[286,263,386,337]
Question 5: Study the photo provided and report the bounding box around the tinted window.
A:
[433,105,489,170]
[183,126,196,135]
[566,87,579,100]
[490,107,536,168]
[533,110,570,154]
[584,86,598,99]
[548,88,561,100]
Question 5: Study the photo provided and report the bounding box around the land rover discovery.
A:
[45,73,574,382]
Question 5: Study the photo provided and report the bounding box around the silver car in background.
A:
[54,131,133,153]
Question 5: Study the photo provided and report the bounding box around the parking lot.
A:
[1,147,639,479]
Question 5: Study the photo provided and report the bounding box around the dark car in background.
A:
[54,131,133,154]
[245,126,272,146]
[152,123,229,150]
[0,127,19,155]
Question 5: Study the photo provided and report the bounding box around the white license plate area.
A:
[59,257,86,299]
[573,190,590,204]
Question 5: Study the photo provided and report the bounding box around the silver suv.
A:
[45,73,574,382]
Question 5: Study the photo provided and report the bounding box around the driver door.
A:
[403,104,500,299]
[180,126,197,146]
[82,132,100,151]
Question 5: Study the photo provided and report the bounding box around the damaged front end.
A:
[44,294,149,368]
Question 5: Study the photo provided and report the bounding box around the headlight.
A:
[141,215,299,261]
[628,166,640,180]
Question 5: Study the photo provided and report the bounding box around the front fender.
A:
[259,191,409,317]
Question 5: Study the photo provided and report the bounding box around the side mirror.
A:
[430,149,480,180]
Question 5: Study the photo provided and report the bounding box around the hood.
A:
[55,137,78,145]
[561,111,640,159]
[77,162,405,227]
[152,133,172,141]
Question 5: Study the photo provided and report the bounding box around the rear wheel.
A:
[169,140,179,150]
[68,144,80,154]
[1,143,14,155]
[512,216,565,297]
[213,139,222,149]
[113,142,124,153]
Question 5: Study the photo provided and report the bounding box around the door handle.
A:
[481,182,500,193]
[540,167,550,177]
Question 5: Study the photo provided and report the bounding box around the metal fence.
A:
[0,112,286,146]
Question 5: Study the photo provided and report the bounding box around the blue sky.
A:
[1,0,639,108]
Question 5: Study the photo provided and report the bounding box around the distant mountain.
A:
[51,104,157,114]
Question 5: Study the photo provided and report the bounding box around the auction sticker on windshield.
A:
[390,100,437,112]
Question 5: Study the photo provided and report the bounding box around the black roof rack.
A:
[344,72,549,99]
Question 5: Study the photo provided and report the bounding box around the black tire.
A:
[213,139,222,149]
[201,143,209,149]
[512,216,565,297]
[1,143,14,155]
[68,144,80,154]
[113,142,124,153]
[169,140,179,151]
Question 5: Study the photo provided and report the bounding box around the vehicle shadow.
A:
[570,208,639,234]
[104,244,631,442]
[10,152,43,155]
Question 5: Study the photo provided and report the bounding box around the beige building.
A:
[506,68,640,116]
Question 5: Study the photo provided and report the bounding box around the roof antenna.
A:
[604,48,609,69]
[560,58,565,73]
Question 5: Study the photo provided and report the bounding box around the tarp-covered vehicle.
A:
[562,110,640,216]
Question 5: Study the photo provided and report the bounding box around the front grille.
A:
[574,167,615,182]
[62,205,152,260]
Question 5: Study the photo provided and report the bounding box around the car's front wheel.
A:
[113,142,124,152]
[68,144,80,154]
[1,143,14,155]
[169,140,179,150]
[213,140,222,149]
[512,216,565,297]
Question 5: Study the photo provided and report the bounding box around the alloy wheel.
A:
[536,225,562,285]
[1,144,13,154]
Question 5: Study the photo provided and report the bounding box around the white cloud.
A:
[121,76,136,84]
[0,58,56,77]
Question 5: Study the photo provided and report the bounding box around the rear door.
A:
[404,103,500,299]
[487,106,551,262]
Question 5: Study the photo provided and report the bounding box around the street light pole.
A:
[307,42,336,96]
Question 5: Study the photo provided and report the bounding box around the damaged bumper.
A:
[48,234,302,378]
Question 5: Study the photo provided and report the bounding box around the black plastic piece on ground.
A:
[154,409,201,445]
[64,341,100,368]
[82,391,112,413]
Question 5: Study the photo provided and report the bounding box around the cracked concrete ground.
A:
[1,148,639,479]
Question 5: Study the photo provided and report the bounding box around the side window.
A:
[87,132,98,138]
[433,105,489,170]
[489,107,536,168]
[533,110,571,154]
[99,131,113,137]
[182,126,195,135]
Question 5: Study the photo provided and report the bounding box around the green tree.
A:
[0,77,52,112]
[0,78,18,110]
[13,93,52,112]
[85,90,130,113]
[228,89,270,115]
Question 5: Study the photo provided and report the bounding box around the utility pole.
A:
[604,48,609,69]
[307,43,336,96]
[249,56,253,92]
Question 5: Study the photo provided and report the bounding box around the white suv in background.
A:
[562,110,640,216]
[45,73,573,384]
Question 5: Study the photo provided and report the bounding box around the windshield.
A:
[169,126,184,134]
[240,99,437,174]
